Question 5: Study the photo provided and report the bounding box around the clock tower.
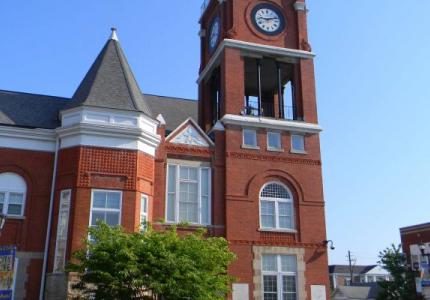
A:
[198,1,330,299]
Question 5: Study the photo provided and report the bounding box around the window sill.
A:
[161,222,211,228]
[242,145,260,150]
[259,228,297,234]
[6,216,25,220]
[290,149,307,155]
[267,147,284,153]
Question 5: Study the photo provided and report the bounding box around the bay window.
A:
[166,163,211,225]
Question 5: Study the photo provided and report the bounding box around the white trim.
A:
[0,126,56,152]
[89,189,123,227]
[197,39,315,83]
[56,123,161,156]
[156,114,166,126]
[294,1,307,11]
[166,117,214,147]
[222,114,322,134]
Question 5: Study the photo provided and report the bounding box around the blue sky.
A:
[1,0,429,265]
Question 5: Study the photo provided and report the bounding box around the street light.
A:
[323,240,335,250]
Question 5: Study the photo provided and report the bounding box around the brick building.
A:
[400,222,430,298]
[0,0,330,299]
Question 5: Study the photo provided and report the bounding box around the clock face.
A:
[252,3,286,35]
[209,16,220,52]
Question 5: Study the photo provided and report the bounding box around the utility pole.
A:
[348,250,354,286]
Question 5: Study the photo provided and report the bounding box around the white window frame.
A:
[291,134,306,154]
[140,194,149,231]
[242,129,259,149]
[165,163,212,225]
[261,254,298,300]
[267,131,282,151]
[89,189,122,227]
[53,189,72,273]
[259,182,295,232]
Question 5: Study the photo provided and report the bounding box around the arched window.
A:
[0,173,27,216]
[260,182,294,230]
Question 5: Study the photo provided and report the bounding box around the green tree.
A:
[67,223,236,300]
[377,244,423,300]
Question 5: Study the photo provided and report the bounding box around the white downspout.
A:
[39,137,60,300]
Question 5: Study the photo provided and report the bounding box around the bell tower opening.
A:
[244,57,299,120]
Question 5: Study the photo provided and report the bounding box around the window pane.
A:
[7,204,22,215]
[244,130,257,146]
[141,196,147,214]
[268,132,281,149]
[291,135,305,151]
[279,216,293,229]
[179,202,198,223]
[91,211,105,226]
[261,201,275,228]
[278,203,293,229]
[105,212,120,226]
[167,194,175,222]
[168,165,177,192]
[262,255,277,271]
[106,192,120,209]
[0,193,5,213]
[281,256,297,272]
[201,169,209,195]
[9,193,24,204]
[282,275,297,293]
[180,167,189,180]
[263,275,278,300]
[261,183,290,199]
[201,196,209,224]
[189,168,198,181]
[93,192,106,208]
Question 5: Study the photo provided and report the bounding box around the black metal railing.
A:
[243,104,297,120]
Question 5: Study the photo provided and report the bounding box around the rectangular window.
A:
[267,132,282,150]
[166,164,211,225]
[262,254,297,300]
[90,190,122,227]
[140,194,148,231]
[243,129,258,148]
[291,134,305,153]
[0,192,25,217]
[53,190,72,273]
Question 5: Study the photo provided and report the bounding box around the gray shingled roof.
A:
[0,90,69,129]
[68,37,152,115]
[329,265,377,275]
[145,94,198,133]
[0,90,197,131]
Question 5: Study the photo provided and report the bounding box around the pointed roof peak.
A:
[68,32,152,116]
[110,27,119,41]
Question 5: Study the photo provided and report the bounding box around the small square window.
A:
[267,132,282,150]
[243,129,258,148]
[291,135,305,153]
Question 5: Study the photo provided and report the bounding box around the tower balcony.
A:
[242,104,300,121]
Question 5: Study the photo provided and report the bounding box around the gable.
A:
[167,118,213,147]
[170,124,209,147]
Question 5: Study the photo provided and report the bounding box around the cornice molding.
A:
[0,126,56,152]
[221,114,322,134]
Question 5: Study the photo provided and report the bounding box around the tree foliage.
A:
[67,223,236,300]
[377,244,424,300]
